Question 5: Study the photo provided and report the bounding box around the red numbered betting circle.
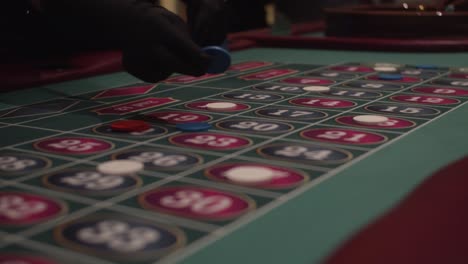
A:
[139,186,255,220]
[412,86,468,97]
[205,163,308,189]
[0,192,66,226]
[290,98,356,108]
[390,95,460,105]
[169,133,252,150]
[186,101,249,112]
[449,73,468,79]
[301,128,387,145]
[35,137,113,155]
[0,254,58,264]
[336,115,415,129]
[145,111,212,124]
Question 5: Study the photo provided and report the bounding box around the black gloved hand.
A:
[183,0,228,46]
[120,4,212,82]
[42,0,210,83]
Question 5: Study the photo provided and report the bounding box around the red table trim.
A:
[325,156,468,264]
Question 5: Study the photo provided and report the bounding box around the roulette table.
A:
[1,21,468,264]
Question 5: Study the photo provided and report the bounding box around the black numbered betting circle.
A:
[365,104,440,117]
[216,119,294,134]
[251,83,305,94]
[222,92,284,101]
[55,214,185,260]
[431,78,468,87]
[0,153,51,176]
[258,143,352,164]
[113,149,202,171]
[43,169,141,195]
[344,81,405,90]
[93,124,167,138]
[255,107,327,120]
[328,89,382,99]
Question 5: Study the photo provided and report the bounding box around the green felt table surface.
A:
[175,48,468,264]
[1,48,468,264]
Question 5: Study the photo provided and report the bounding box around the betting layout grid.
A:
[0,61,468,264]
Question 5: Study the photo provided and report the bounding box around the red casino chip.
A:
[110,120,151,132]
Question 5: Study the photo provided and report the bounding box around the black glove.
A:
[183,0,228,46]
[42,0,210,82]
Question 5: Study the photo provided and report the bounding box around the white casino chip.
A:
[353,115,389,125]
[206,102,237,110]
[303,86,331,92]
[223,166,278,184]
[97,160,144,175]
[374,62,401,68]
[373,66,398,72]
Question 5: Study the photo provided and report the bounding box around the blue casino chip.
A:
[378,73,403,80]
[414,64,438,70]
[176,122,212,132]
[202,46,231,74]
